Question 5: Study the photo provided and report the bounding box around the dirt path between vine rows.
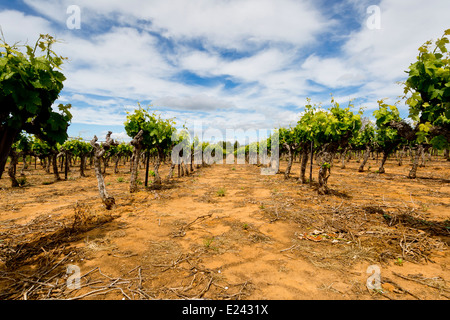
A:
[0,158,449,300]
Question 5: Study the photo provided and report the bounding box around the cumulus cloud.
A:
[108,131,130,142]
[24,0,334,49]
[0,9,53,45]
[301,55,366,88]
[3,0,450,134]
[68,93,122,108]
[153,94,234,111]
[68,105,126,126]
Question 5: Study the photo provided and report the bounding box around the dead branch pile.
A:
[0,203,114,299]
[270,193,448,265]
[150,247,253,300]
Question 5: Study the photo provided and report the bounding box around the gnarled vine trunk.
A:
[45,156,51,173]
[80,154,87,177]
[408,144,424,179]
[90,132,116,209]
[166,163,176,180]
[129,130,144,193]
[114,155,120,174]
[0,127,20,180]
[340,147,348,169]
[419,146,428,167]
[358,145,371,172]
[20,153,28,176]
[283,144,294,179]
[318,151,332,195]
[51,150,61,181]
[299,149,309,184]
[378,151,389,174]
[153,148,163,185]
[8,148,19,187]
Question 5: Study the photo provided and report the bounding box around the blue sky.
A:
[1,0,449,143]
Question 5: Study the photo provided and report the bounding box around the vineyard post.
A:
[309,140,313,187]
[65,150,69,180]
[129,130,144,193]
[144,150,150,187]
[7,148,19,187]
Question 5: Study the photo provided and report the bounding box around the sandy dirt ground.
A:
[0,155,449,300]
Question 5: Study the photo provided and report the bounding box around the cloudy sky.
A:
[1,0,449,143]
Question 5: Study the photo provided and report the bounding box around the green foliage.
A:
[124,103,177,155]
[278,126,297,148]
[296,99,324,143]
[62,137,92,156]
[114,142,133,157]
[108,141,132,160]
[429,134,448,149]
[404,29,450,147]
[17,176,27,186]
[203,237,217,250]
[217,140,234,156]
[12,132,33,153]
[30,136,52,157]
[203,142,223,164]
[296,97,362,149]
[373,100,404,152]
[172,128,192,163]
[321,162,331,169]
[350,119,376,150]
[0,34,71,144]
[248,142,258,154]
[216,187,226,197]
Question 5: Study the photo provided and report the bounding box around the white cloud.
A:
[55,26,179,97]
[178,47,300,87]
[4,0,450,133]
[24,0,334,49]
[146,0,332,49]
[302,0,450,114]
[343,1,450,82]
[68,105,126,126]
[109,131,130,142]
[0,10,53,45]
[153,94,234,111]
[69,93,122,107]
[301,55,366,88]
